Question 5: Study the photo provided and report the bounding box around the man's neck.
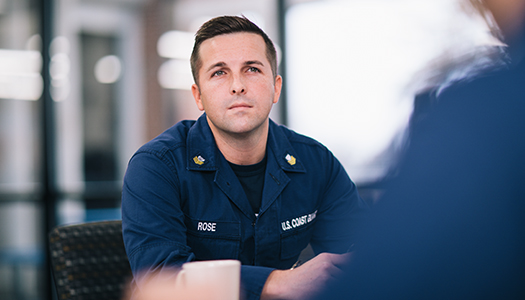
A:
[208,120,269,166]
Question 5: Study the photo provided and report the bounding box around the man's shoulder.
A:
[271,121,328,151]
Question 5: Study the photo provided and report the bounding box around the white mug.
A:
[175,259,241,300]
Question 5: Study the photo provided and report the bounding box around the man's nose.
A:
[230,74,246,95]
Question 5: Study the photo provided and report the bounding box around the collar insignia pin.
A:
[285,154,296,166]
[193,155,205,165]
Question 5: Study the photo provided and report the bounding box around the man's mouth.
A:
[229,103,252,109]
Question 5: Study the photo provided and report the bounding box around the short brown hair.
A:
[190,15,278,85]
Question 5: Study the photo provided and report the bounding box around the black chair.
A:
[48,220,133,300]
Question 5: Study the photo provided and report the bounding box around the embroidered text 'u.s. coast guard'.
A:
[281,210,317,231]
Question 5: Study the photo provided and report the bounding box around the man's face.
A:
[191,32,282,137]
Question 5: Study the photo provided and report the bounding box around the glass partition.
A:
[0,1,44,299]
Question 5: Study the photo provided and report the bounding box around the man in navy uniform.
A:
[122,16,366,300]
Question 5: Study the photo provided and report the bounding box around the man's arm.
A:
[261,252,352,300]
[122,151,193,276]
[309,149,368,254]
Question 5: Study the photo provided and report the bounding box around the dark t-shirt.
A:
[229,154,267,214]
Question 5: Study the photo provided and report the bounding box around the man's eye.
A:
[212,70,225,77]
[248,67,260,73]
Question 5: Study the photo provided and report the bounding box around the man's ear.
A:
[273,75,283,104]
[192,84,205,111]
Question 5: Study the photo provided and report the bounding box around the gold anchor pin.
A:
[193,155,205,165]
[285,154,296,166]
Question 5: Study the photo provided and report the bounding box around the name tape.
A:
[197,221,216,232]
[281,210,317,231]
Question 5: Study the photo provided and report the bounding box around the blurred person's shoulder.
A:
[438,58,525,105]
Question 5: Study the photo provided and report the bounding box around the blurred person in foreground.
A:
[121,16,366,300]
[313,0,525,299]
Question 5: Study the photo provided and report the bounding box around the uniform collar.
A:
[186,113,218,171]
[187,113,305,173]
[266,119,305,173]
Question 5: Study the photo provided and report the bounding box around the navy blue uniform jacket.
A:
[122,114,366,300]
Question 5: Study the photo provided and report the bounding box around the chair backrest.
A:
[49,220,133,300]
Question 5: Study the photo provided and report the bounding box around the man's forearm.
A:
[260,253,351,300]
[261,269,287,300]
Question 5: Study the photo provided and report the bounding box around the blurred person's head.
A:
[409,0,522,95]
[190,15,278,86]
[479,0,525,69]
[463,0,525,42]
[480,0,525,40]
[458,0,525,68]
